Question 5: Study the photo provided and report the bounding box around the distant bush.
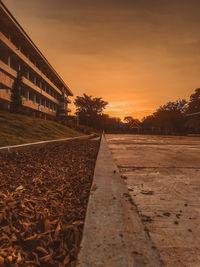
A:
[74,125,97,135]
[66,121,97,135]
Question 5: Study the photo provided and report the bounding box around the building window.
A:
[41,98,45,107]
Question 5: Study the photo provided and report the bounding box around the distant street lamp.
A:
[77,113,79,126]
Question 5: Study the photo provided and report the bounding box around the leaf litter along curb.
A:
[0,139,99,266]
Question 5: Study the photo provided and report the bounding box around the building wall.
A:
[0,3,72,118]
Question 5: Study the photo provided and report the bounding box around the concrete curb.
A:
[0,135,91,152]
[77,135,163,267]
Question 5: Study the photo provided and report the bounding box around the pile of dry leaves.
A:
[0,139,99,266]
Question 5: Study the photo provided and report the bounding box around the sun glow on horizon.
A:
[3,0,200,120]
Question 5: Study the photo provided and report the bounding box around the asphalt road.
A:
[106,134,200,267]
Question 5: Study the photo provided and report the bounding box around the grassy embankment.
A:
[0,111,81,147]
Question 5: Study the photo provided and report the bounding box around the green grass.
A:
[0,111,82,147]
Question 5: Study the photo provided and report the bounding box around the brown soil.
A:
[0,139,99,266]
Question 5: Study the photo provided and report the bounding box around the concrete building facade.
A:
[0,2,73,119]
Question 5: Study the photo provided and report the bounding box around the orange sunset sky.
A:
[3,0,200,119]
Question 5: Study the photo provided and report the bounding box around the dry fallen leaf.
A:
[16,252,22,263]
[44,218,51,232]
[0,214,3,224]
[0,139,99,266]
[25,233,38,240]
[54,222,61,240]
[72,220,84,225]
[40,254,51,262]
[36,246,48,255]
[7,255,12,263]
[32,252,40,265]
[0,256,5,266]
[63,254,70,265]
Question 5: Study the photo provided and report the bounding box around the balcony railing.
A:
[0,61,59,105]
[0,32,62,95]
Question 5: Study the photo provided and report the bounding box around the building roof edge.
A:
[0,0,73,96]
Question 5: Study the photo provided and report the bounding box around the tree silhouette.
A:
[143,99,187,134]
[185,88,200,133]
[10,71,23,113]
[187,88,200,114]
[74,94,108,128]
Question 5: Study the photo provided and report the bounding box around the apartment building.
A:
[0,1,73,119]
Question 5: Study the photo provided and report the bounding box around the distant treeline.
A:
[73,89,200,135]
[140,88,200,135]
